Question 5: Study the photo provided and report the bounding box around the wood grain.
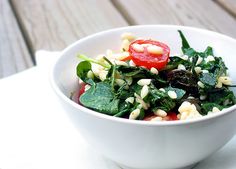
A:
[0,0,33,78]
[216,0,236,17]
[11,0,128,52]
[113,0,236,38]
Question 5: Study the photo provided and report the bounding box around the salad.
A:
[75,31,236,121]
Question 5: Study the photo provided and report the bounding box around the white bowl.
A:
[50,25,236,169]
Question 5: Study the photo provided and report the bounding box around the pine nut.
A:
[141,85,149,99]
[150,67,159,74]
[121,39,130,51]
[121,32,135,41]
[212,107,220,113]
[115,79,125,86]
[159,88,165,92]
[114,60,128,66]
[137,79,151,86]
[196,57,203,65]
[147,45,163,54]
[151,116,163,121]
[154,109,167,117]
[87,70,94,79]
[202,70,209,74]
[168,91,177,99]
[125,97,134,104]
[129,109,140,120]
[132,44,144,52]
[177,64,186,70]
[205,55,215,63]
[197,81,205,88]
[194,67,202,74]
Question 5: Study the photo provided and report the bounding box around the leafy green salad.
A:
[75,31,235,121]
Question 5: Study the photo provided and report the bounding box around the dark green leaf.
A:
[199,73,216,87]
[117,65,167,85]
[203,46,213,56]
[79,82,119,115]
[184,48,197,57]
[138,109,145,120]
[201,103,223,115]
[163,56,189,71]
[148,86,176,112]
[113,102,131,117]
[208,88,236,105]
[76,61,92,83]
[178,30,191,53]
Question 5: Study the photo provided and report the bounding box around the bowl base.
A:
[117,162,198,169]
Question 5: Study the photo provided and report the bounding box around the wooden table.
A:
[1,0,236,78]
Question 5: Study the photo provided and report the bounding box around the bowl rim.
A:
[50,24,236,126]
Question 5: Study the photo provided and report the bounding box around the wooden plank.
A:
[113,0,236,38]
[11,0,128,52]
[0,0,33,78]
[216,0,236,18]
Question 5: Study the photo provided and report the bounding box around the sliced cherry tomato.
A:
[129,39,170,69]
[79,82,86,96]
[165,112,178,121]
[121,55,132,61]
[143,114,157,121]
[143,112,179,121]
[78,82,86,104]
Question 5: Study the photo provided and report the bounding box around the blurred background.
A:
[0,0,235,79]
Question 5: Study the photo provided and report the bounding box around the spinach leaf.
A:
[116,65,167,85]
[199,73,217,88]
[107,65,117,91]
[201,103,223,115]
[213,57,228,78]
[203,46,213,56]
[178,30,190,53]
[164,56,189,71]
[114,102,131,117]
[148,86,176,112]
[76,61,92,83]
[79,82,119,115]
[208,88,236,105]
[184,48,197,57]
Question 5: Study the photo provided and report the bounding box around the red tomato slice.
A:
[165,112,178,121]
[144,112,179,121]
[78,82,86,104]
[129,39,170,69]
[143,115,157,121]
[79,82,86,96]
[121,55,132,61]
